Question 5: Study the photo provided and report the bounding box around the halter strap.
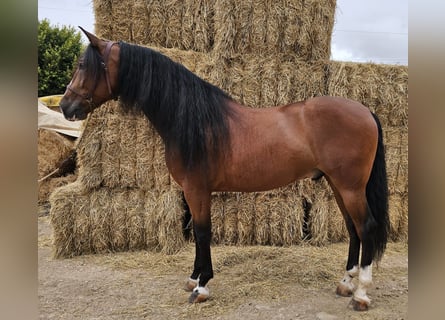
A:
[102,41,118,100]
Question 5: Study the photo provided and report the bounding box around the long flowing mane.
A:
[117,41,235,171]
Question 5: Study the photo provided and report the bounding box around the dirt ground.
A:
[39,216,407,319]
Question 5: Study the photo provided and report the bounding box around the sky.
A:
[38,0,408,65]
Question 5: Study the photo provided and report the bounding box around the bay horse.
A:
[60,28,389,311]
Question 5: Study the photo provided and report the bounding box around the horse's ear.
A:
[78,26,102,48]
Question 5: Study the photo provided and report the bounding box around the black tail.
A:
[365,113,390,262]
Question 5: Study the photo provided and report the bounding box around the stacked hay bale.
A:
[50,0,408,258]
[38,129,77,214]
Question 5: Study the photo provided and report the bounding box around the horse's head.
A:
[59,27,119,121]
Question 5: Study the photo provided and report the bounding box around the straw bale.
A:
[94,0,216,52]
[253,193,270,245]
[240,55,326,108]
[222,193,239,245]
[110,188,129,251]
[50,184,188,257]
[241,56,264,107]
[213,0,238,56]
[388,192,408,242]
[213,0,335,59]
[281,185,305,245]
[326,61,408,128]
[38,129,74,179]
[157,190,187,254]
[260,57,279,107]
[38,174,77,207]
[126,188,147,249]
[267,192,285,246]
[211,193,225,244]
[118,116,137,188]
[164,1,183,49]
[94,0,335,58]
[153,135,171,191]
[180,0,195,50]
[135,117,155,189]
[101,107,121,188]
[76,106,107,189]
[50,181,87,258]
[193,0,216,52]
[144,190,160,250]
[92,0,112,38]
[385,127,408,194]
[236,193,256,245]
[90,188,112,253]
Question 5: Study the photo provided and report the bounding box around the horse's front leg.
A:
[183,189,213,303]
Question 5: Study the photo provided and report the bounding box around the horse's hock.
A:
[50,0,407,258]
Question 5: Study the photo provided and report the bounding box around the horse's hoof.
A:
[184,278,199,292]
[351,298,369,311]
[336,284,353,297]
[188,286,209,303]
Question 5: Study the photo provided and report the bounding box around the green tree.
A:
[38,19,83,97]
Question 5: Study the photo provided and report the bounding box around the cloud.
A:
[331,0,408,64]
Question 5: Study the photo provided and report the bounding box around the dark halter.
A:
[67,41,118,111]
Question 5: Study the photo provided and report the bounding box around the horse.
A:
[60,27,389,311]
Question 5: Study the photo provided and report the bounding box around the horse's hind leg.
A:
[339,188,374,311]
[328,180,360,297]
[336,215,360,297]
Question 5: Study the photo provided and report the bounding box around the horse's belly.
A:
[213,157,315,192]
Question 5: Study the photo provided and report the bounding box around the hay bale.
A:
[93,0,335,59]
[110,189,129,251]
[213,0,336,59]
[211,193,225,244]
[236,193,256,245]
[76,106,108,189]
[126,188,147,249]
[38,129,74,179]
[281,185,305,245]
[94,0,216,52]
[38,129,77,209]
[50,181,86,258]
[38,174,77,208]
[135,117,155,190]
[118,117,137,188]
[326,61,408,128]
[101,106,121,188]
[253,193,270,245]
[157,190,186,254]
[144,190,160,250]
[222,193,239,245]
[50,184,186,257]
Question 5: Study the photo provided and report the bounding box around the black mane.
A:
[117,41,234,171]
